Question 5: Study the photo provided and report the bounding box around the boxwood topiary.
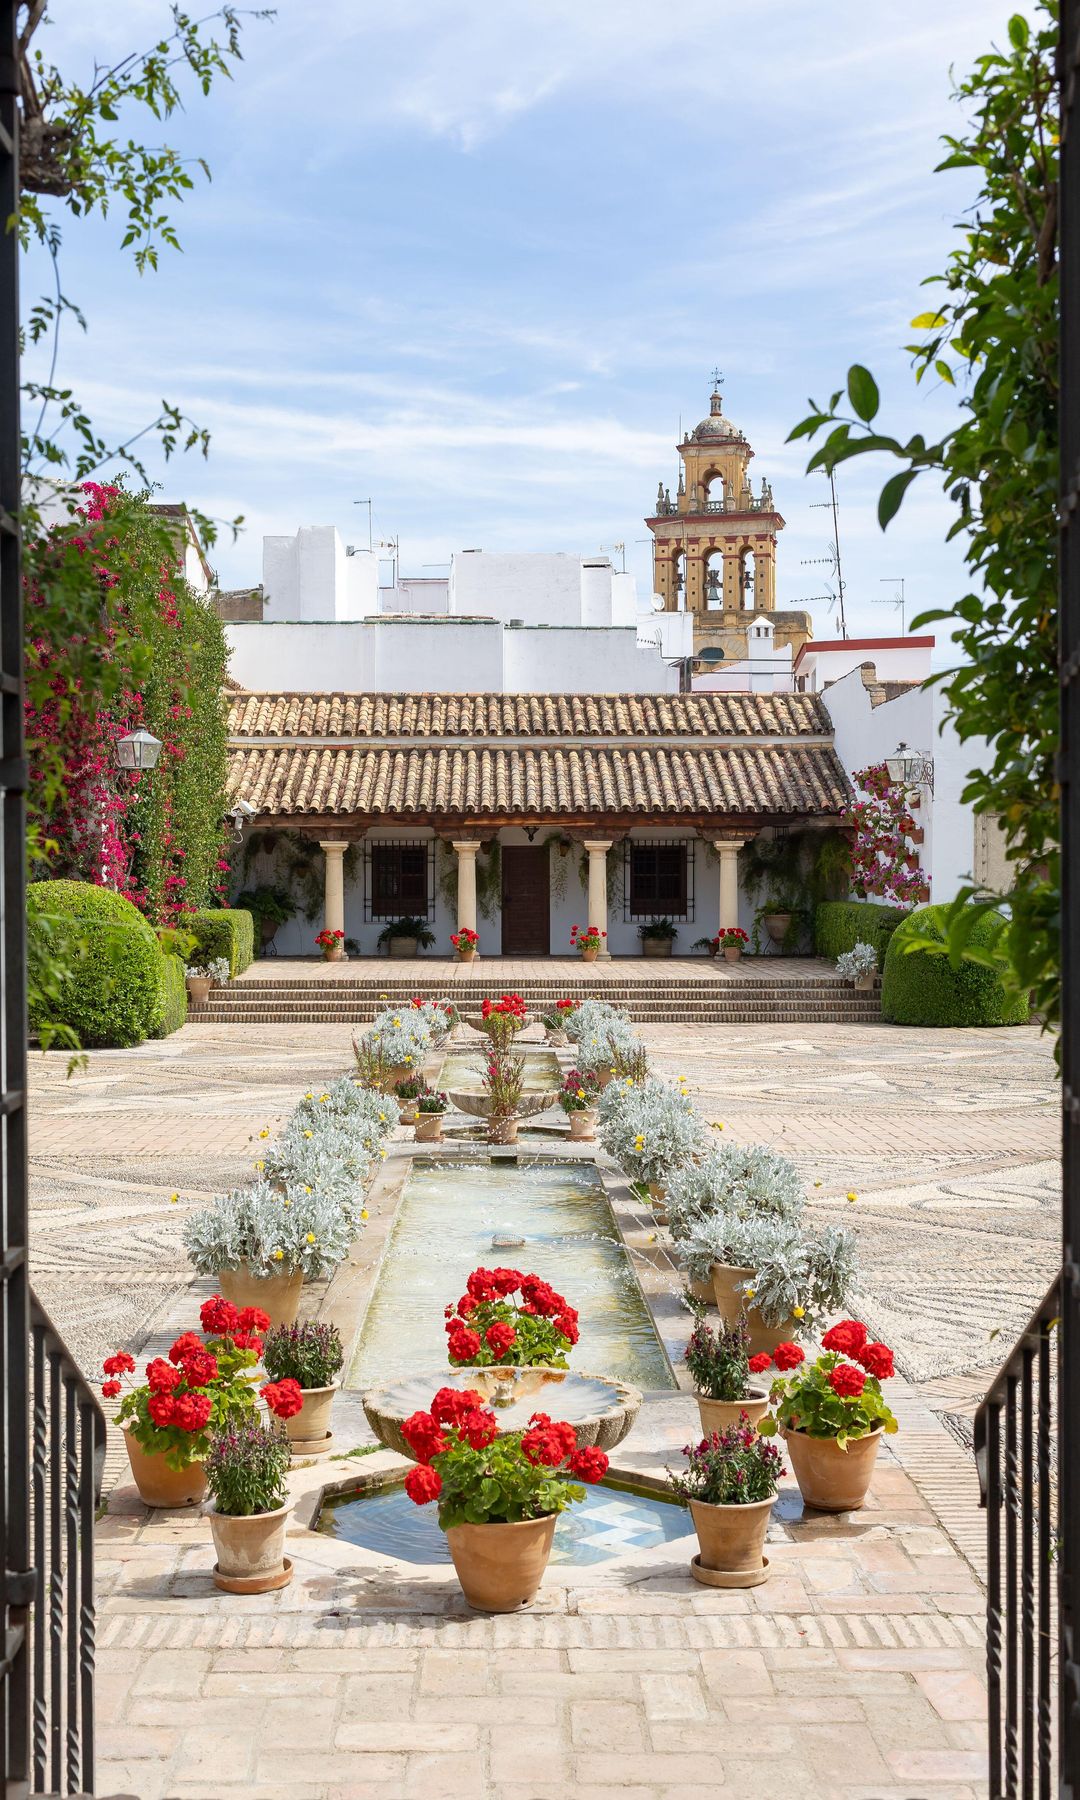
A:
[186,907,254,976]
[152,952,189,1038]
[27,880,165,1047]
[880,903,1030,1027]
[814,899,908,969]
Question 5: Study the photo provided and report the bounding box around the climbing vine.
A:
[847,766,930,906]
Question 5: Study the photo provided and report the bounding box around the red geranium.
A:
[460,1408,499,1450]
[430,1386,483,1426]
[179,1348,218,1388]
[521,1418,577,1467]
[401,1391,601,1534]
[172,1391,213,1432]
[146,1357,184,1395]
[103,1351,136,1376]
[401,1410,449,1464]
[773,1342,806,1372]
[147,1392,176,1428]
[567,1446,609,1483]
[857,1342,895,1381]
[200,1295,241,1338]
[829,1362,867,1400]
[447,1326,482,1365]
[238,1305,271,1333]
[232,1331,264,1356]
[102,1379,121,1399]
[445,1268,576,1370]
[485,1322,517,1359]
[262,1378,304,1420]
[821,1320,868,1357]
[747,1352,773,1374]
[168,1331,202,1366]
[490,1267,524,1296]
[404,1463,443,1504]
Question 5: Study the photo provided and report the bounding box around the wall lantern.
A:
[884,742,935,795]
[116,728,163,771]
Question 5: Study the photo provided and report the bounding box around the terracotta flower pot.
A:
[208,1502,292,1593]
[686,1273,715,1306]
[456,946,477,963]
[710,1263,798,1358]
[283,1384,336,1454]
[593,1064,614,1089]
[186,975,211,1005]
[218,1263,303,1330]
[723,946,742,962]
[123,1427,206,1509]
[488,1117,519,1145]
[689,1493,774,1582]
[783,1426,883,1512]
[763,912,792,945]
[579,947,599,963]
[414,1112,444,1142]
[568,1109,597,1142]
[323,943,345,963]
[445,1514,557,1612]
[382,1063,413,1092]
[642,939,673,958]
[696,1389,770,1438]
[398,1101,419,1125]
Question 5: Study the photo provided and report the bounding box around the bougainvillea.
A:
[26,483,231,926]
[846,764,929,906]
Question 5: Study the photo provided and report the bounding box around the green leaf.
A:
[1007,14,1029,47]
[877,468,919,528]
[846,365,880,423]
[910,312,946,329]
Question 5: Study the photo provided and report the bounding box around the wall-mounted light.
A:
[884,742,935,794]
[116,728,163,772]
[524,826,538,842]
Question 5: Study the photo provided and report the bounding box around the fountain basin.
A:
[448,1089,560,1120]
[363,1366,642,1460]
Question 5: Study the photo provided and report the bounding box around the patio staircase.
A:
[187,969,882,1027]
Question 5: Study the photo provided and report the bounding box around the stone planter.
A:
[218,1264,303,1330]
[688,1494,774,1588]
[710,1263,798,1358]
[783,1425,883,1512]
[641,938,674,958]
[186,975,211,1005]
[568,1109,597,1142]
[388,936,419,959]
[763,912,792,946]
[723,945,742,963]
[414,1112,444,1143]
[854,971,875,992]
[123,1427,206,1509]
[445,1513,557,1612]
[695,1388,771,1438]
[208,1502,293,1594]
[488,1116,519,1145]
[579,947,599,963]
[283,1385,336,1457]
[364,1366,642,1459]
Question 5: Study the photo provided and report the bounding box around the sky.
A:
[28,1,1023,645]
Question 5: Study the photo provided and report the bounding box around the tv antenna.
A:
[352,497,373,552]
[807,469,848,637]
[600,541,626,572]
[877,576,906,633]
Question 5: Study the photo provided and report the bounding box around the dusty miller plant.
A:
[183,1181,354,1280]
[665,1144,806,1242]
[599,1078,708,1186]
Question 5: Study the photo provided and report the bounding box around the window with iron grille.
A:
[624,840,695,921]
[365,841,434,920]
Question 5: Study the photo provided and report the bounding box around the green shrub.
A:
[27,880,164,1048]
[152,952,189,1038]
[814,900,908,970]
[187,908,254,977]
[880,904,1030,1027]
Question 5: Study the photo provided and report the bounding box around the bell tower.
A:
[646,377,812,664]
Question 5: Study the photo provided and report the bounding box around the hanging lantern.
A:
[116,728,163,772]
[884,742,934,793]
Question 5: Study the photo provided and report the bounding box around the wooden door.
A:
[501,846,550,954]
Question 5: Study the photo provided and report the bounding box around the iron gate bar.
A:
[1064,0,1080,1790]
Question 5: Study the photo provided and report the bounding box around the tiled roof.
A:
[226,690,833,741]
[227,741,850,820]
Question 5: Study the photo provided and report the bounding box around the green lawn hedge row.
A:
[152,952,189,1039]
[880,904,1030,1027]
[186,907,254,977]
[814,900,909,969]
[28,882,165,1048]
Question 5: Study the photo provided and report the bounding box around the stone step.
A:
[188,1002,881,1024]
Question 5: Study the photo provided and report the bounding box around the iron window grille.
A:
[623,838,695,922]
[364,840,435,921]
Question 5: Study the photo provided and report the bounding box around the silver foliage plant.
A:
[183,1180,354,1280]
[664,1143,806,1240]
[363,1006,432,1068]
[599,1077,708,1186]
[836,942,877,979]
[562,998,630,1043]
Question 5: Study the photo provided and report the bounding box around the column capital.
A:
[582,838,614,854]
[711,834,746,850]
[318,837,349,855]
[451,838,481,857]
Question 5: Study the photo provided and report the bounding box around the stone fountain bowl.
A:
[448,1089,560,1119]
[362,1366,642,1460]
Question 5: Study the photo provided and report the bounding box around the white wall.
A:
[262,526,378,622]
[501,626,679,694]
[796,639,933,693]
[373,617,506,692]
[449,551,612,627]
[226,619,377,689]
[636,607,693,662]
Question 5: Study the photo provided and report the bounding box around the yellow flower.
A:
[813,1180,823,1188]
[710,1120,724,1131]
[258,1128,269,1140]
[283,1199,291,1208]
[306,1233,316,1245]
[319,1094,329,1103]
[273,1248,284,1261]
[793,1305,805,1319]
[304,1092,313,1100]
[169,1192,179,1205]
[745,1287,756,1299]
[576,1089,586,1099]
[380,992,388,998]
[380,1149,387,1159]
[254,1159,265,1172]
[303,1129,313,1139]
[360,1209,369,1221]
[304,1185,312,1194]
[846,1190,858,1204]
[392,1017,401,1027]
[378,1112,387,1123]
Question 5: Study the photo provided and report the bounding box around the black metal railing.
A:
[975,1279,1060,1798]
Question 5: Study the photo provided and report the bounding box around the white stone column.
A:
[452,840,480,939]
[583,839,613,958]
[319,840,348,960]
[713,838,745,934]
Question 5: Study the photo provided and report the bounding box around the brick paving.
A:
[27,1015,1059,1796]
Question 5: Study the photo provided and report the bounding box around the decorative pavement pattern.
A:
[25,1016,1060,1798]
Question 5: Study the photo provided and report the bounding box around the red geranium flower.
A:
[555,1312,580,1346]
[172,1391,213,1432]
[857,1342,895,1380]
[401,1410,448,1464]
[490,1267,523,1296]
[103,1351,136,1377]
[168,1331,202,1366]
[404,1463,442,1505]
[821,1320,868,1357]
[430,1386,483,1425]
[460,1407,499,1450]
[232,1332,264,1356]
[146,1357,184,1395]
[457,1293,478,1316]
[567,1445,608,1483]
[773,1342,806,1372]
[200,1296,240,1338]
[262,1377,304,1420]
[147,1392,176,1428]
[829,1362,867,1399]
[485,1322,517,1359]
[747,1352,773,1374]
[447,1326,482,1365]
[101,1380,121,1399]
[238,1306,271,1333]
[521,1420,577,1467]
[179,1348,218,1388]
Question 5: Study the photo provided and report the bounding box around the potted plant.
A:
[668,1418,785,1588]
[479,993,529,1044]
[204,1417,294,1592]
[760,1321,898,1511]
[444,1267,579,1369]
[693,935,721,958]
[185,957,229,1004]
[314,926,346,962]
[540,998,577,1045]
[598,1076,708,1212]
[377,916,437,959]
[638,918,678,959]
[570,924,605,962]
[451,925,479,962]
[415,1089,449,1142]
[558,1067,601,1141]
[717,926,749,963]
[183,1181,355,1328]
[394,1074,430,1124]
[262,1319,345,1455]
[101,1295,270,1507]
[361,1006,434,1087]
[684,1311,774,1436]
[836,941,878,991]
[401,1389,608,1611]
[235,884,297,952]
[482,1040,525,1144]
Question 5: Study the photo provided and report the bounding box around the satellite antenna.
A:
[877,577,906,633]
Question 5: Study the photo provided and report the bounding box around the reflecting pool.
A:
[439,1045,562,1093]
[349,1156,674,1393]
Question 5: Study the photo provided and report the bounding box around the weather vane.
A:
[710,366,724,392]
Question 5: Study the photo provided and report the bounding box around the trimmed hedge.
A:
[27,881,164,1048]
[880,904,1030,1027]
[186,908,254,977]
[814,899,908,970]
[152,952,189,1039]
